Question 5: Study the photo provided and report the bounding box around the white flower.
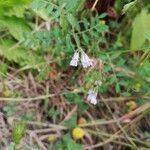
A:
[81,51,93,68]
[70,51,79,67]
[87,89,97,105]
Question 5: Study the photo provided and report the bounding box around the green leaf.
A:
[7,142,16,150]
[64,93,81,104]
[0,40,28,63]
[136,98,145,106]
[121,92,131,96]
[131,9,150,50]
[63,114,77,128]
[95,24,108,33]
[122,0,137,14]
[137,60,150,82]
[98,13,107,18]
[0,39,43,66]
[0,16,31,41]
[0,63,8,76]
[67,14,77,27]
[56,134,82,150]
[31,0,49,20]
[82,33,89,44]
[12,123,26,144]
[58,0,84,13]
[0,0,31,18]
[115,83,120,93]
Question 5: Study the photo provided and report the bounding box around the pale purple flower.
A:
[70,51,79,67]
[81,51,93,68]
[87,89,97,105]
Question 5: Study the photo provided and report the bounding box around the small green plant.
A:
[3,103,16,117]
[55,134,82,150]
[12,122,26,145]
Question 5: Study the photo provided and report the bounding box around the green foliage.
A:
[47,108,60,120]
[0,39,43,66]
[21,112,34,121]
[31,0,85,19]
[7,142,16,150]
[0,0,32,40]
[138,60,150,82]
[63,113,77,128]
[0,63,8,77]
[0,0,108,78]
[0,0,31,18]
[122,0,137,14]
[0,0,149,100]
[64,93,88,114]
[25,0,108,70]
[55,134,82,150]
[0,16,31,41]
[0,0,33,69]
[0,0,150,149]
[131,9,150,50]
[3,102,16,117]
[12,122,26,145]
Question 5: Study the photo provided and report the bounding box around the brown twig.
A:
[60,105,77,124]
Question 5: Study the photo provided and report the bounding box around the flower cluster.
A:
[70,49,93,68]
[87,80,102,105]
[81,51,93,68]
[87,89,97,105]
[70,48,102,105]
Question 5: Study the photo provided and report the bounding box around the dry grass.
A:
[0,68,150,150]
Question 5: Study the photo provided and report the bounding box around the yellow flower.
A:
[140,62,143,66]
[47,134,57,142]
[78,117,87,125]
[134,83,141,92]
[3,90,11,97]
[100,20,106,24]
[126,101,137,112]
[72,127,85,140]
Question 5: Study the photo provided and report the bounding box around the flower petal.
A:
[81,51,93,68]
[87,89,97,105]
[70,51,79,67]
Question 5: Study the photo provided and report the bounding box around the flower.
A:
[81,51,93,68]
[72,127,85,140]
[126,100,137,112]
[78,117,87,125]
[100,20,106,24]
[70,51,79,67]
[70,49,94,68]
[87,89,97,105]
[47,134,57,142]
[134,83,141,92]
[3,90,12,97]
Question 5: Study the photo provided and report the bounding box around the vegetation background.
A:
[0,0,150,149]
